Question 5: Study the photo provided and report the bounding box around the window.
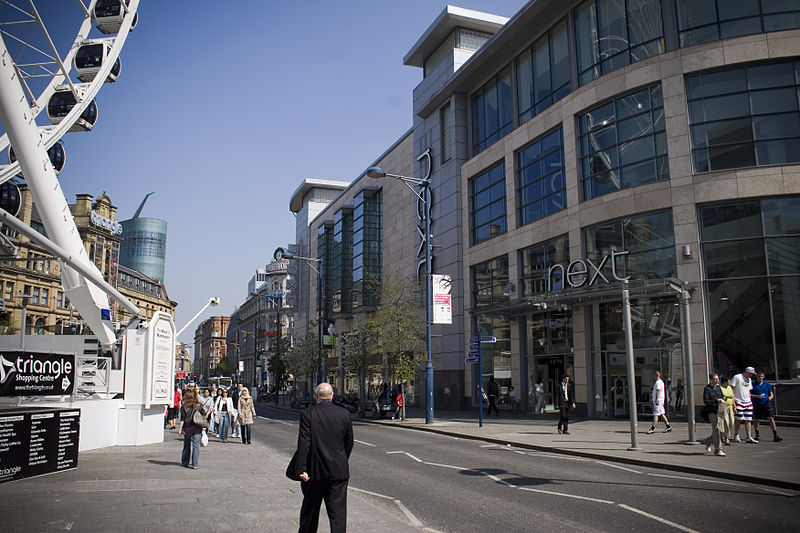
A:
[4,282,13,302]
[41,288,48,307]
[332,208,353,314]
[472,65,513,154]
[520,234,570,296]
[687,60,800,173]
[441,102,452,163]
[518,128,566,226]
[700,196,800,380]
[57,291,63,309]
[352,189,382,308]
[585,210,676,281]
[32,286,40,305]
[472,255,509,308]
[579,85,668,201]
[574,0,665,86]
[516,18,570,125]
[471,162,507,244]
[676,0,800,48]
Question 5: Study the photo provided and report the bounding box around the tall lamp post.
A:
[366,151,434,425]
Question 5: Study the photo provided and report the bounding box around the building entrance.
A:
[529,354,573,414]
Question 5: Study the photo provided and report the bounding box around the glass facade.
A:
[352,189,382,308]
[317,223,334,320]
[574,0,665,86]
[520,234,570,296]
[579,85,668,201]
[471,162,507,245]
[687,59,800,173]
[472,65,513,155]
[676,0,800,48]
[119,217,167,282]
[471,255,509,309]
[475,316,513,406]
[700,196,800,380]
[517,128,566,226]
[516,18,570,125]
[332,208,353,314]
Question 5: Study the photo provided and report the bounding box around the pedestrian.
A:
[231,383,243,439]
[486,375,500,416]
[237,387,256,445]
[731,366,758,443]
[555,374,575,434]
[508,385,520,414]
[646,369,672,434]
[178,389,207,469]
[534,378,544,415]
[719,376,734,445]
[292,382,353,533]
[199,388,214,435]
[702,373,726,457]
[392,387,403,420]
[675,379,684,410]
[752,372,783,442]
[168,386,180,429]
[214,388,235,443]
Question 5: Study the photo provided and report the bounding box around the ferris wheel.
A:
[0,0,141,349]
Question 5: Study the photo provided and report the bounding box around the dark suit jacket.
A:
[554,381,575,408]
[295,400,354,481]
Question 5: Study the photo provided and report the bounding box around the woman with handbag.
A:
[237,388,256,445]
[214,388,235,442]
[178,389,207,469]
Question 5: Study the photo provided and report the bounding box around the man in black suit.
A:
[294,382,353,533]
[555,374,576,434]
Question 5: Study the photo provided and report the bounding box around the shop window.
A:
[520,234,570,296]
[471,255,509,308]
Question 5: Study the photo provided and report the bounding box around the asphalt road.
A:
[253,404,796,533]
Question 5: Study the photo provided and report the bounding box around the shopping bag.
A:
[201,429,209,447]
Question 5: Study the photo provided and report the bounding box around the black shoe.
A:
[774,434,783,442]
[562,431,570,435]
[557,427,562,434]
[756,431,760,440]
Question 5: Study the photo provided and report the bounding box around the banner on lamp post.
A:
[432,274,452,325]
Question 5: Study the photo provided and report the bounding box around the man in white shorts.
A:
[646,369,671,434]
[730,366,757,443]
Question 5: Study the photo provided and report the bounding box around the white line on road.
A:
[394,499,423,527]
[646,472,737,486]
[759,487,794,496]
[350,486,432,530]
[519,486,615,504]
[422,461,463,471]
[350,486,395,500]
[618,504,702,533]
[354,439,375,447]
[596,461,641,474]
[256,416,292,426]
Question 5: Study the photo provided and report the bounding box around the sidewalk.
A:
[365,407,800,491]
[0,431,422,533]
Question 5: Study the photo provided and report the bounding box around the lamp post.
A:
[265,292,284,399]
[366,150,434,425]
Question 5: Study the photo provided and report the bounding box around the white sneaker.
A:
[646,428,655,434]
[705,444,712,455]
[746,436,758,443]
[714,450,726,456]
[733,435,741,443]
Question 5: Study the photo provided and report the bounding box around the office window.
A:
[687,60,800,173]
[520,234,570,296]
[441,102,453,163]
[472,255,509,308]
[471,162,507,244]
[472,65,513,155]
[4,282,13,302]
[32,286,40,305]
[574,0,664,86]
[676,0,800,47]
[57,291,63,309]
[518,128,566,226]
[516,18,570,125]
[352,189,382,308]
[41,288,48,307]
[579,84,668,200]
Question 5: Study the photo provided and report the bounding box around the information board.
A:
[0,351,75,396]
[146,312,176,406]
[0,407,80,484]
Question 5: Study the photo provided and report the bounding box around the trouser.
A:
[218,413,230,440]
[558,404,570,432]
[534,393,543,414]
[722,405,734,438]
[241,423,251,443]
[299,479,348,533]
[181,431,201,467]
[208,412,216,434]
[487,395,499,415]
[705,412,721,451]
[231,413,240,436]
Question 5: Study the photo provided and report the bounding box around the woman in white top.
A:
[647,369,672,434]
[214,388,235,442]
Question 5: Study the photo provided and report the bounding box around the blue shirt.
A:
[751,381,773,406]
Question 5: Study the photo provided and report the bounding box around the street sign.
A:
[465,357,479,364]
[469,337,480,345]
[0,298,5,310]
[175,370,186,379]
[469,336,496,344]
[480,336,497,343]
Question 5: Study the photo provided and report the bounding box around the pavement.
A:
[1,406,797,532]
[364,406,800,491]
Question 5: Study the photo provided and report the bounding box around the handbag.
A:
[192,407,209,429]
[285,451,301,481]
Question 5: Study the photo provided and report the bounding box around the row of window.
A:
[0,280,69,309]
[470,0,800,156]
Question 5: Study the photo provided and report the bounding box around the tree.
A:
[372,273,425,420]
[342,318,380,408]
[285,329,319,382]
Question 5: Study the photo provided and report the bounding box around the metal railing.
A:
[74,356,112,397]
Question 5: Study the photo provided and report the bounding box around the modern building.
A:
[294,1,800,418]
[119,193,167,283]
[194,315,230,383]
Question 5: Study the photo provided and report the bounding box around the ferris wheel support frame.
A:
[0,32,138,350]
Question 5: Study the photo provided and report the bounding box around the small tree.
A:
[342,318,380,409]
[285,328,320,395]
[372,273,424,420]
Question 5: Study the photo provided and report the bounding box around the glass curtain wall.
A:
[700,196,800,380]
[352,189,382,308]
[676,0,800,47]
[476,316,513,407]
[516,18,571,125]
[471,162,507,244]
[517,128,566,226]
[472,65,513,155]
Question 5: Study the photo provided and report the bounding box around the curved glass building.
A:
[119,217,167,282]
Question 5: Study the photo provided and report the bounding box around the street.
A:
[255,404,796,533]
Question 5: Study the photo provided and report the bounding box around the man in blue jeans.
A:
[752,372,782,442]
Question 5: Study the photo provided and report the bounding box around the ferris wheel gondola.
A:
[95,0,138,34]
[47,89,99,132]
[74,40,121,83]
[9,141,66,176]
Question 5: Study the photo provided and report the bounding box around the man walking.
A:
[486,375,500,416]
[646,369,672,434]
[293,382,353,533]
[731,366,758,443]
[703,373,726,456]
[555,374,575,434]
[230,383,242,439]
[752,371,782,442]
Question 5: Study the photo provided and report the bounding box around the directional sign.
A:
[469,337,480,345]
[0,298,5,310]
[465,357,479,364]
[480,336,497,343]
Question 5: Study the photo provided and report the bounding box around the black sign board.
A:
[0,407,80,484]
[0,351,75,397]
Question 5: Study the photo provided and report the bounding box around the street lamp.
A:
[366,149,435,425]
[176,296,220,338]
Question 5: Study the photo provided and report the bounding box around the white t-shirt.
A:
[651,378,665,405]
[730,373,752,404]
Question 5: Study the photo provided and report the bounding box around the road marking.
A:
[596,461,641,474]
[351,486,435,530]
[350,486,394,500]
[354,439,375,447]
[618,504,701,533]
[394,499,423,527]
[757,486,794,496]
[519,487,615,504]
[422,461,463,471]
[256,415,292,426]
[646,472,737,486]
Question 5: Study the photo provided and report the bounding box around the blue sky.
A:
[3,1,529,348]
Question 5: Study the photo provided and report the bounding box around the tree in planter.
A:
[372,273,425,421]
[285,327,319,402]
[342,318,380,415]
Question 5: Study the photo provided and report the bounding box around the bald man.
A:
[293,383,353,533]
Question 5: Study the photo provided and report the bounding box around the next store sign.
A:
[547,250,630,291]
